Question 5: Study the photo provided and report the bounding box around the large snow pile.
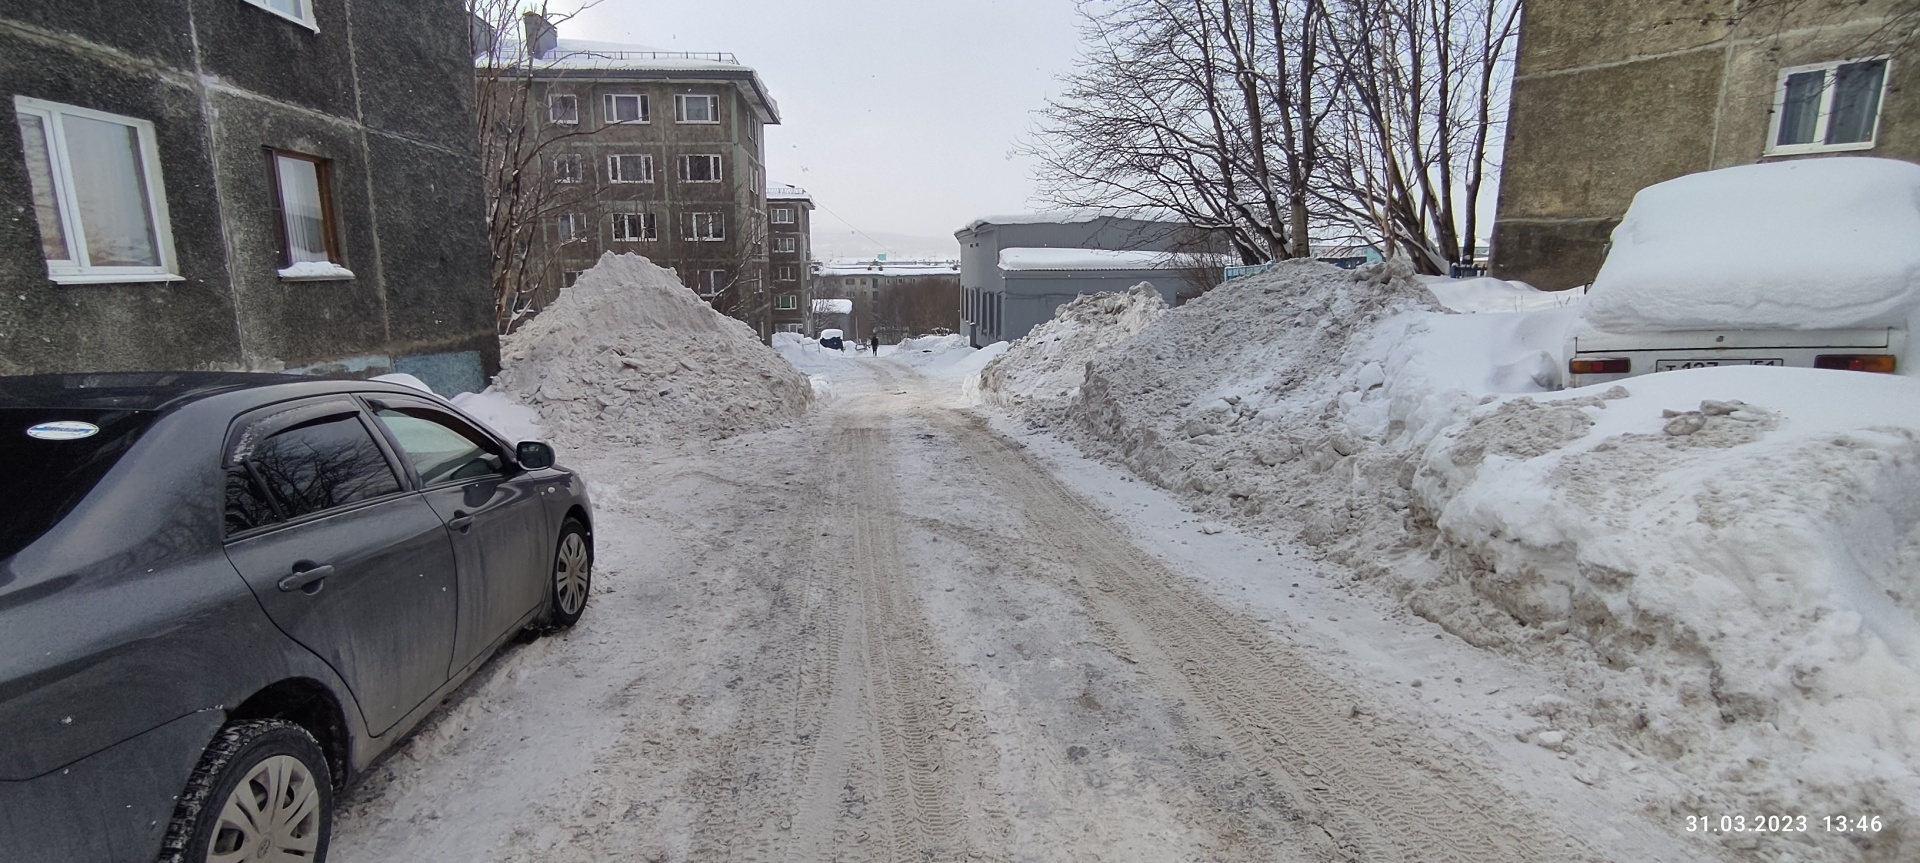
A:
[974,282,1166,417]
[494,253,813,445]
[985,259,1919,860]
[1584,158,1920,333]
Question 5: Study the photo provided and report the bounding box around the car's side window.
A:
[224,413,402,532]
[373,407,503,486]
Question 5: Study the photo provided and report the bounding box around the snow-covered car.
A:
[1564,158,1919,388]
[0,372,593,863]
[818,328,846,351]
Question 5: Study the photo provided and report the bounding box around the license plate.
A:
[1654,358,1783,371]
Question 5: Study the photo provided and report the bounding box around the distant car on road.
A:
[0,372,593,863]
[1564,158,1916,388]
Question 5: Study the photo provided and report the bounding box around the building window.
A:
[775,265,796,282]
[777,323,804,334]
[608,153,653,183]
[12,97,179,284]
[612,212,657,241]
[675,94,719,123]
[241,0,317,30]
[685,212,725,241]
[678,154,722,183]
[552,153,582,184]
[749,168,760,194]
[777,293,798,310]
[548,93,579,125]
[772,237,796,253]
[694,269,729,298]
[563,270,583,287]
[268,150,345,274]
[555,212,585,242]
[771,206,795,224]
[1769,57,1891,155]
[603,94,649,124]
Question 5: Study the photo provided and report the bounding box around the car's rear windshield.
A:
[0,408,159,562]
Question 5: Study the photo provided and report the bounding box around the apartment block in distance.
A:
[814,258,961,343]
[479,13,781,337]
[1,0,496,391]
[1493,0,1916,290]
[767,183,814,334]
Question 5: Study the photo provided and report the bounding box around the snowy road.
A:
[329,356,1710,862]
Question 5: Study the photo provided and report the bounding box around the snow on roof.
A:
[1586,157,1920,333]
[959,209,1182,234]
[767,184,813,203]
[816,257,960,277]
[998,248,1219,272]
[812,299,853,314]
[486,37,747,71]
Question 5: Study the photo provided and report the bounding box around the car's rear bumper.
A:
[0,711,219,863]
[1564,327,1903,388]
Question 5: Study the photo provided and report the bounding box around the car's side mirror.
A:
[516,441,556,470]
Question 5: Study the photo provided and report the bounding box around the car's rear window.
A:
[0,408,159,562]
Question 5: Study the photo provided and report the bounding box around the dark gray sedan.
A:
[0,372,593,863]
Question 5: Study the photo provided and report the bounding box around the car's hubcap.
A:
[556,533,590,616]
[206,755,321,863]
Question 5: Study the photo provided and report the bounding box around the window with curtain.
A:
[12,97,176,284]
[1770,57,1890,154]
[270,151,339,266]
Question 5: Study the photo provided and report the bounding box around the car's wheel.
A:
[158,719,331,863]
[546,518,592,629]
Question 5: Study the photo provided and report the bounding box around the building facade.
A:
[767,184,814,334]
[481,15,780,338]
[813,258,961,343]
[1493,0,1917,290]
[956,213,1220,346]
[1,0,496,392]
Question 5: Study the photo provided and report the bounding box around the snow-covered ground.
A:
[330,250,1913,863]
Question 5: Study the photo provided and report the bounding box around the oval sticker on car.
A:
[27,421,100,441]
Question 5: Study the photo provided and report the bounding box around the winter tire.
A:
[158,719,331,863]
[546,518,592,629]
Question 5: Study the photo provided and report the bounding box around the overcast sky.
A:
[567,0,1086,258]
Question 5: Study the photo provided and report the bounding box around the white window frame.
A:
[772,236,797,253]
[240,0,318,32]
[775,265,796,282]
[1766,56,1892,156]
[695,269,729,298]
[552,153,583,184]
[685,212,725,241]
[556,212,586,243]
[678,154,723,183]
[612,212,657,242]
[602,93,650,125]
[771,206,795,224]
[675,94,719,124]
[776,294,798,311]
[548,92,579,125]
[607,153,654,183]
[13,96,181,285]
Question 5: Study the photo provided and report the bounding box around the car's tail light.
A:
[1814,354,1897,373]
[1569,357,1630,375]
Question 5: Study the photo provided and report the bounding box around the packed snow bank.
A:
[493,253,812,446]
[974,283,1166,416]
[1585,158,1920,333]
[449,391,546,444]
[1420,275,1583,314]
[983,255,1919,860]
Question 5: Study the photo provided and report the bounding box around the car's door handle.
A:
[448,511,474,531]
[278,564,335,593]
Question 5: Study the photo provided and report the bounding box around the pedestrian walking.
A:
[869,334,880,355]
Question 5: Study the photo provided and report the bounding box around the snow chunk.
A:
[1421,275,1583,314]
[277,261,355,281]
[1585,158,1920,332]
[975,283,1167,418]
[491,252,812,447]
[450,390,546,443]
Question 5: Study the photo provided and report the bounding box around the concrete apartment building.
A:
[1493,0,1917,290]
[481,14,781,336]
[1,0,496,391]
[956,213,1221,346]
[767,183,814,334]
[814,258,961,342]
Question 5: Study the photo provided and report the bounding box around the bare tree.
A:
[470,0,605,332]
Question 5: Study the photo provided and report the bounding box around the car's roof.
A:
[0,372,355,412]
